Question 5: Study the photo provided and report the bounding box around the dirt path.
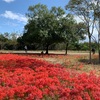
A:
[0,50,91,55]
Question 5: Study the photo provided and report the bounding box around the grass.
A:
[30,53,100,76]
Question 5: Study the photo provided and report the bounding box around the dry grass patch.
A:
[30,54,100,76]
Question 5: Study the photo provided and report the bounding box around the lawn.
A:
[0,53,100,100]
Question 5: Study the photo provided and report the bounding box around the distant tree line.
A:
[0,32,97,51]
[0,32,18,50]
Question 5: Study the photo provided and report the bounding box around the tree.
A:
[9,32,18,50]
[94,0,100,63]
[60,14,86,54]
[66,0,96,63]
[23,4,65,54]
[0,34,8,49]
[3,32,18,50]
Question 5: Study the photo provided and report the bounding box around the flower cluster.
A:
[0,54,100,100]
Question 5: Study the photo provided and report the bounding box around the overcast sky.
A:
[0,0,69,34]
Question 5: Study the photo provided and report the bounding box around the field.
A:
[35,53,100,76]
[0,51,100,100]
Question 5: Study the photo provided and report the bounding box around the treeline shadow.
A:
[79,58,100,65]
[0,52,65,55]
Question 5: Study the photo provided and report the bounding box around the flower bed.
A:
[0,54,100,100]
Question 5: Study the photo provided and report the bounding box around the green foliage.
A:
[21,4,87,53]
[0,32,18,50]
[59,14,86,54]
[0,34,8,49]
[22,4,66,53]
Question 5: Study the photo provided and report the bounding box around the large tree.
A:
[23,4,65,54]
[66,0,97,63]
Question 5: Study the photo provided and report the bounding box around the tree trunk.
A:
[65,43,68,55]
[98,17,100,63]
[89,35,92,63]
[45,44,49,54]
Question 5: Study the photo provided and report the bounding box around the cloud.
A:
[4,21,19,27]
[1,11,27,23]
[3,0,15,3]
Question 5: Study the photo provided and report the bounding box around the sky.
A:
[0,0,98,42]
[0,0,69,34]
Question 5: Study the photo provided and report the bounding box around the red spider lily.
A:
[0,54,100,100]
